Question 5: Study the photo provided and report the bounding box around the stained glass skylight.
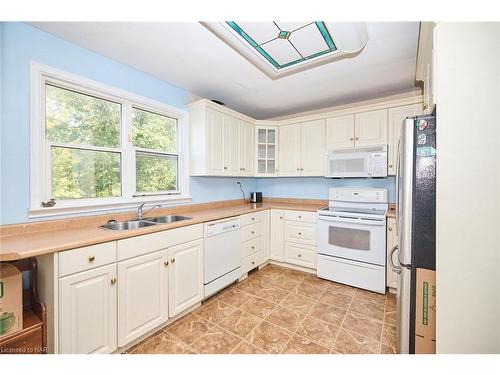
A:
[225,21,337,70]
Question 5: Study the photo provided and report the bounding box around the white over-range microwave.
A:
[325,145,388,178]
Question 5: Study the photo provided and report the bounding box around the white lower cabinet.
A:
[386,217,398,290]
[117,249,169,347]
[168,239,204,317]
[284,242,317,269]
[59,264,117,354]
[270,209,285,261]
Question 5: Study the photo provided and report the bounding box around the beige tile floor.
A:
[127,264,397,354]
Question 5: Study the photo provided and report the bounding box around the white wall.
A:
[435,23,500,353]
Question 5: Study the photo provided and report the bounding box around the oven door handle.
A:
[317,216,386,226]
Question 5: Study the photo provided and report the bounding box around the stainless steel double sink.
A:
[100,215,192,231]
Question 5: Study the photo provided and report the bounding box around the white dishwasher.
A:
[204,217,241,297]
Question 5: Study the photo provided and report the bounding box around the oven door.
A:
[317,215,386,266]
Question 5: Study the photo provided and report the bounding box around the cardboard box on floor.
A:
[415,268,436,354]
[0,264,23,337]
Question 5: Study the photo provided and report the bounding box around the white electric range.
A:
[316,188,388,294]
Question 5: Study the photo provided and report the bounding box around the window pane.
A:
[45,84,121,147]
[132,108,177,152]
[51,147,121,199]
[136,152,178,192]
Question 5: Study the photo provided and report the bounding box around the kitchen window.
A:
[30,63,190,218]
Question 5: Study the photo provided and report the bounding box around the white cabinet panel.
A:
[117,250,169,347]
[326,115,355,150]
[59,264,117,354]
[387,104,423,175]
[168,239,204,317]
[239,120,254,176]
[224,115,240,175]
[284,242,316,269]
[300,119,326,176]
[270,209,285,261]
[256,127,278,176]
[354,109,388,148]
[284,221,316,246]
[207,108,225,175]
[386,218,398,290]
[278,123,301,176]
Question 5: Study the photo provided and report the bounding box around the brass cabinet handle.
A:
[110,277,117,285]
[388,227,393,231]
[88,256,95,262]
[171,258,176,263]
[355,137,359,141]
[164,261,169,266]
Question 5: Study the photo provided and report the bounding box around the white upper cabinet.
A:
[326,115,355,150]
[255,126,278,176]
[300,119,326,176]
[354,109,388,147]
[117,249,169,347]
[278,124,301,176]
[223,114,240,175]
[387,104,423,175]
[206,108,225,175]
[239,120,255,176]
[168,239,204,317]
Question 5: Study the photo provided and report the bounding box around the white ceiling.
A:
[30,22,421,119]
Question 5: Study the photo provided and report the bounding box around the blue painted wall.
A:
[0,22,395,225]
[256,177,396,202]
[0,23,254,225]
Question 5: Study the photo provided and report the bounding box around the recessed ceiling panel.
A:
[274,22,310,32]
[288,23,329,58]
[235,22,280,45]
[260,38,302,66]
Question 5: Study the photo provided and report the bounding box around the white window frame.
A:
[29,62,190,218]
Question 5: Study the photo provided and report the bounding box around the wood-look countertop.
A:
[0,199,326,261]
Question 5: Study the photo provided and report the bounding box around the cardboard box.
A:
[0,264,23,337]
[415,268,436,354]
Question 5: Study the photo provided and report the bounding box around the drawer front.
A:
[285,242,316,269]
[240,212,263,227]
[284,210,317,223]
[240,222,263,243]
[284,222,316,245]
[241,236,262,259]
[59,242,116,277]
[117,224,203,261]
[241,251,261,275]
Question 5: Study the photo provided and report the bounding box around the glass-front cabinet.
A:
[255,126,278,176]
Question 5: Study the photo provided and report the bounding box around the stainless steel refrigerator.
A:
[391,114,436,354]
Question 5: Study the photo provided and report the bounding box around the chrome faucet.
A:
[137,203,161,220]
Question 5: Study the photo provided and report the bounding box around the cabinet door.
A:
[239,120,255,176]
[59,264,117,354]
[223,115,240,175]
[354,109,388,147]
[278,124,301,176]
[386,218,398,290]
[388,104,423,175]
[169,239,204,317]
[325,115,355,150]
[117,249,169,347]
[207,108,225,175]
[261,210,270,263]
[270,210,285,261]
[300,119,326,176]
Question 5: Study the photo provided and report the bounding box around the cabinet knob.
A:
[298,254,302,258]
[298,232,302,235]
[389,164,393,168]
[276,169,278,172]
[243,168,246,171]
[171,258,176,263]
[251,246,255,250]
[88,256,95,262]
[298,215,302,219]
[280,216,283,220]
[301,168,304,171]
[350,137,354,141]
[388,227,393,231]
[251,217,255,220]
[224,166,227,170]
[297,168,300,171]
[110,277,117,285]
[164,261,169,266]
[355,137,359,141]
[251,261,255,265]
[251,231,255,234]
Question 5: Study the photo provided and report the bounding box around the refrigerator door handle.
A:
[395,138,402,237]
[389,245,401,274]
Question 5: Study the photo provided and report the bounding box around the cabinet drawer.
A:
[285,242,316,269]
[284,221,316,245]
[284,210,316,223]
[59,242,116,277]
[117,224,203,261]
[240,222,263,243]
[240,212,263,227]
[241,236,262,259]
[241,251,261,276]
